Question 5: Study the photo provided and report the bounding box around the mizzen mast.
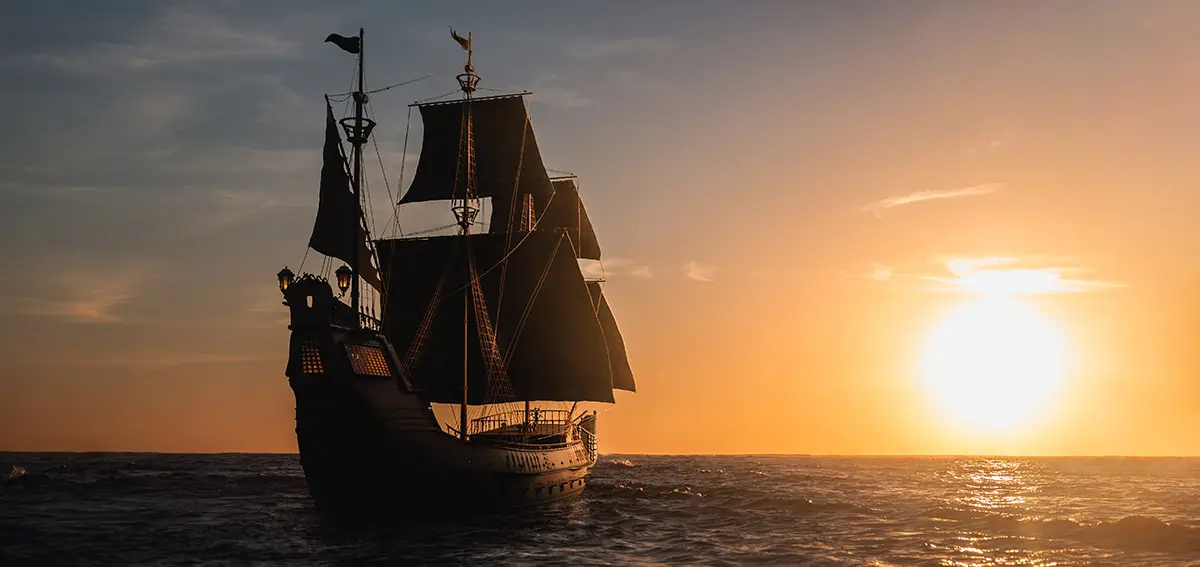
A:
[315,29,380,321]
[342,28,374,327]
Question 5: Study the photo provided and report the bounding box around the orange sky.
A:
[3,1,1200,455]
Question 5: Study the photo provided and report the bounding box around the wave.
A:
[4,464,27,482]
[600,458,636,468]
[917,507,1200,552]
[589,481,705,499]
[0,464,304,494]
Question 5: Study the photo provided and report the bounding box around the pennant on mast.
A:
[324,33,361,54]
[450,28,471,52]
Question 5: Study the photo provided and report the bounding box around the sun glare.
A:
[920,298,1067,432]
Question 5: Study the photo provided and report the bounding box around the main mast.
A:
[451,30,479,440]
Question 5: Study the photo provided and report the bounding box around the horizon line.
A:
[2,450,1198,459]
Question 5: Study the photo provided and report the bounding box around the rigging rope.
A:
[391,105,413,238]
[299,60,358,273]
[402,222,459,237]
[376,106,416,333]
[399,238,458,375]
[502,232,564,367]
[434,191,557,300]
[327,72,439,98]
[415,89,462,104]
[495,94,533,325]
[467,236,515,405]
[362,103,400,244]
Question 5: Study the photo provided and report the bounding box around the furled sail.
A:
[586,282,636,392]
[540,178,601,260]
[376,230,616,403]
[309,102,381,289]
[399,95,555,234]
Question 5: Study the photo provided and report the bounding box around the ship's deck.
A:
[471,423,570,445]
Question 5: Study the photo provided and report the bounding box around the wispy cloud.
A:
[532,86,594,108]
[577,258,656,281]
[562,37,677,59]
[16,264,151,324]
[868,263,893,282]
[927,256,1124,296]
[14,6,299,76]
[841,262,894,282]
[856,256,1124,296]
[45,353,269,368]
[965,139,1005,158]
[527,73,594,108]
[206,188,308,227]
[860,183,1004,216]
[578,257,633,280]
[630,266,654,279]
[685,261,715,282]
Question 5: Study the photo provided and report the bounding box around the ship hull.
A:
[291,372,594,516]
[290,374,590,516]
[281,278,598,517]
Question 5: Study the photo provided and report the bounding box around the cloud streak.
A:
[853,256,1124,296]
[13,6,299,76]
[928,256,1125,296]
[43,353,269,368]
[685,261,715,282]
[861,183,1004,216]
[16,270,143,324]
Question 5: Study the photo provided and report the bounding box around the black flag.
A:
[450,27,470,51]
[325,33,361,54]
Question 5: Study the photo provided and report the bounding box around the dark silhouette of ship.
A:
[276,29,635,515]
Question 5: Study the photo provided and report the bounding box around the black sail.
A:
[309,102,381,289]
[376,230,616,403]
[399,95,555,234]
[586,282,636,392]
[541,178,601,260]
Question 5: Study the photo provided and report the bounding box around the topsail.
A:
[399,95,555,235]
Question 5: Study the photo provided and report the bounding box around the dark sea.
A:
[2,454,1199,566]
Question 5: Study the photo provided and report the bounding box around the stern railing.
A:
[579,425,598,463]
[330,299,382,331]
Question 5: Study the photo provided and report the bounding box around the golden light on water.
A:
[920,296,1068,432]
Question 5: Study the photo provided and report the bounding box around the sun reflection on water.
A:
[948,460,1040,513]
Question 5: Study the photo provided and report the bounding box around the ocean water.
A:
[2,454,1199,566]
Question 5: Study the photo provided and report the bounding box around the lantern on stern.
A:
[334,265,353,295]
[277,267,295,293]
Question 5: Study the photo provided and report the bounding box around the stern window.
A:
[300,341,324,374]
[345,344,391,377]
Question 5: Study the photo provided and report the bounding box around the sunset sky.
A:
[3,0,1200,455]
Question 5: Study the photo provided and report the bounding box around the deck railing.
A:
[359,312,382,331]
[469,409,575,435]
[330,300,383,331]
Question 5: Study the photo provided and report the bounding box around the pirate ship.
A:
[275,29,635,514]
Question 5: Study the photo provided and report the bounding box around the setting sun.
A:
[920,298,1068,432]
